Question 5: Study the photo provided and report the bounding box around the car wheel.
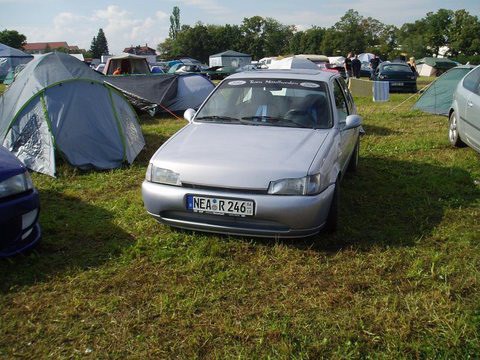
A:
[347,138,359,172]
[324,178,339,233]
[449,111,466,147]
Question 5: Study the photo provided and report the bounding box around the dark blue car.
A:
[0,146,41,257]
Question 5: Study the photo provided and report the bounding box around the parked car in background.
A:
[142,70,362,238]
[448,65,480,153]
[0,146,41,257]
[373,62,417,93]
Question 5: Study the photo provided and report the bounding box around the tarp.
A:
[373,81,389,102]
[0,52,145,176]
[105,73,215,114]
[413,65,475,115]
[268,56,318,70]
[348,78,372,97]
[0,43,33,81]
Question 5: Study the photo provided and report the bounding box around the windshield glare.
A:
[195,78,333,129]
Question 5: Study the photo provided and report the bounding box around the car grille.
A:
[181,183,268,195]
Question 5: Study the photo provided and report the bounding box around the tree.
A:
[289,27,325,55]
[90,36,97,57]
[448,10,480,58]
[423,9,453,56]
[90,29,109,58]
[169,6,181,40]
[0,29,27,49]
[240,16,267,59]
[332,10,367,55]
[96,29,109,56]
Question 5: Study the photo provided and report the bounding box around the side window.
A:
[337,77,355,114]
[333,80,349,122]
[463,67,480,93]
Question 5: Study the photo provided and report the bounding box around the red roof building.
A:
[23,42,83,54]
[123,44,157,56]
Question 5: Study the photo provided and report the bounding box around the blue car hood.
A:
[0,146,25,182]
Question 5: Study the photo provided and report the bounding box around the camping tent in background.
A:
[106,73,215,114]
[268,56,318,70]
[103,53,151,75]
[209,50,251,68]
[0,52,145,177]
[0,43,33,81]
[416,57,458,77]
[413,65,475,115]
[358,53,375,63]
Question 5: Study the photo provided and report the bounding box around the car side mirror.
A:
[343,114,362,131]
[184,108,196,123]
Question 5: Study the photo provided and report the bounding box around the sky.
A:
[1,0,479,55]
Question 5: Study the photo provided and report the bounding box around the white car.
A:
[449,65,480,153]
[142,70,362,238]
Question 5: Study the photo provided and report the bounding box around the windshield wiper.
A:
[241,116,311,128]
[195,115,241,123]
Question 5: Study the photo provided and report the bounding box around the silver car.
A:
[449,65,480,153]
[142,70,362,238]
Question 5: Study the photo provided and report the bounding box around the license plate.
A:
[186,195,254,217]
[392,82,403,86]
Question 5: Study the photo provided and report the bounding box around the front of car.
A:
[376,63,417,93]
[0,146,41,257]
[142,70,356,238]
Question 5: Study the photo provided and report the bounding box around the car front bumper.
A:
[142,181,336,238]
[0,189,41,257]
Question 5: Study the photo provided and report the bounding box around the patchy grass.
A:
[0,86,479,358]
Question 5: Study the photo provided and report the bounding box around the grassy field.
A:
[1,84,479,358]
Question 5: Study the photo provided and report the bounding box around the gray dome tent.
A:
[0,43,33,82]
[0,52,145,176]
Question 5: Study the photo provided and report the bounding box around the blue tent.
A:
[0,43,33,81]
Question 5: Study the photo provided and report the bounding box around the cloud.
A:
[15,5,170,55]
[179,0,230,16]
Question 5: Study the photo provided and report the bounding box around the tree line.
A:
[158,8,480,64]
[1,8,478,64]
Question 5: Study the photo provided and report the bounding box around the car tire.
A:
[324,178,339,233]
[347,138,359,172]
[449,111,466,147]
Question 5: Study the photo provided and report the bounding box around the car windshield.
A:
[195,78,333,129]
[382,64,412,73]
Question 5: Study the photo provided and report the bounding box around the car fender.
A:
[308,129,341,189]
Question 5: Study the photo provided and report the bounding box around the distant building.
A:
[123,44,157,56]
[122,44,157,64]
[23,42,84,54]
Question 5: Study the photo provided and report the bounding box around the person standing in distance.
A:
[344,52,353,79]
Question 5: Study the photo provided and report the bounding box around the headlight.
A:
[145,163,181,186]
[268,174,322,195]
[379,74,387,79]
[0,171,34,199]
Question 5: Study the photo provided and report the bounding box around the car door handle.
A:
[468,101,473,107]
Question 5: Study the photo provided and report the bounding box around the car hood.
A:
[152,123,329,190]
[0,146,25,182]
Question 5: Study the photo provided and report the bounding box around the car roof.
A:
[226,69,337,82]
